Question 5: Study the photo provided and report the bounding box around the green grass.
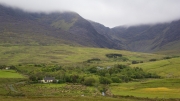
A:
[130,57,180,78]
[17,83,97,97]
[1,45,180,100]
[0,70,24,78]
[110,79,180,99]
[0,78,27,95]
[0,45,164,66]
[0,96,148,101]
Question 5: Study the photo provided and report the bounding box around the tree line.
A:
[28,64,160,86]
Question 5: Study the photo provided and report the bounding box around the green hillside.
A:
[1,4,180,101]
[1,45,180,100]
[0,45,165,65]
[111,79,180,98]
[130,57,180,78]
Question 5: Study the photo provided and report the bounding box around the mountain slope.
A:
[1,4,180,52]
[0,5,75,46]
[111,20,180,52]
[0,4,119,49]
[90,20,180,52]
[89,21,125,49]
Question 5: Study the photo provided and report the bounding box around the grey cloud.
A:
[0,0,180,27]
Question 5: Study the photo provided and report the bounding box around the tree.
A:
[84,77,96,86]
[149,59,157,61]
[70,74,79,83]
[88,66,97,73]
[99,77,112,84]
[29,75,37,81]
[132,61,139,64]
[111,77,121,83]
[97,69,107,76]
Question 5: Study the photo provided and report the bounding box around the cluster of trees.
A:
[106,54,129,61]
[86,58,101,63]
[132,60,143,64]
[28,64,160,86]
[149,59,157,61]
[106,54,122,58]
[88,64,160,83]
[0,65,17,70]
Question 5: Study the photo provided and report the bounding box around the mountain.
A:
[111,20,180,52]
[0,5,72,46]
[89,18,180,52]
[1,4,180,52]
[0,4,119,49]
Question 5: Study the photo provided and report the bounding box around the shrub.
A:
[149,59,157,61]
[86,58,101,63]
[111,77,121,83]
[132,61,139,64]
[88,66,97,73]
[58,79,65,83]
[84,77,96,86]
[99,77,112,84]
[114,64,127,69]
[106,54,122,58]
[163,57,171,59]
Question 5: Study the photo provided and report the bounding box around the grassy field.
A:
[110,79,180,99]
[0,45,165,65]
[1,45,180,100]
[130,57,180,78]
[16,83,98,96]
[0,70,25,78]
[0,78,27,95]
[0,96,150,101]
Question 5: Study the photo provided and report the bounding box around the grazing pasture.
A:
[0,70,24,78]
[110,79,180,98]
[0,96,147,101]
[0,45,164,65]
[0,45,180,101]
[130,57,180,78]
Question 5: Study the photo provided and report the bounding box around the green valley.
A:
[0,3,180,101]
[0,45,180,101]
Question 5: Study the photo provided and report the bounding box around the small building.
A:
[40,77,56,83]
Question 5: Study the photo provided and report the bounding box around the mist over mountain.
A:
[0,4,119,49]
[111,20,180,52]
[1,4,180,52]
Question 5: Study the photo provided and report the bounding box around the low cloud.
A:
[0,0,180,27]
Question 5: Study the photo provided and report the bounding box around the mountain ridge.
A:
[111,20,180,52]
[0,4,120,49]
[1,4,180,52]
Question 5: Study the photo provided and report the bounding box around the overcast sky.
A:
[0,0,180,28]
